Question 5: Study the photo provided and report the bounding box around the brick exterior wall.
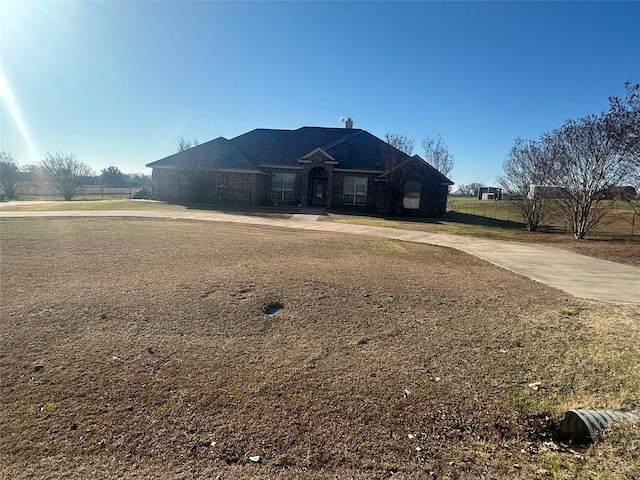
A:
[371,159,448,216]
[151,158,448,216]
[383,159,449,217]
[152,169,181,201]
[225,172,267,206]
[152,168,268,206]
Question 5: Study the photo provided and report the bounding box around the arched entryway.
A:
[309,167,328,207]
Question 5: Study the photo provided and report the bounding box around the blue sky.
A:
[1,1,638,187]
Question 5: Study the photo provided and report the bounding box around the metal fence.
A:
[447,199,639,240]
[14,184,140,201]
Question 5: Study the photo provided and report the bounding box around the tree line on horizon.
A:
[0,153,150,201]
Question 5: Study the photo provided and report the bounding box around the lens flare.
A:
[0,69,39,160]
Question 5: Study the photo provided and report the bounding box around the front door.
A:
[310,178,327,206]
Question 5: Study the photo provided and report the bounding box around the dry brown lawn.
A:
[1,217,639,479]
[536,236,640,268]
[327,212,640,268]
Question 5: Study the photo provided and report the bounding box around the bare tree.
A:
[498,137,554,231]
[606,81,640,166]
[550,114,636,239]
[606,81,640,228]
[41,152,94,201]
[383,133,414,156]
[175,137,199,154]
[0,152,20,200]
[453,183,484,196]
[422,135,454,178]
[174,137,212,203]
[382,133,415,214]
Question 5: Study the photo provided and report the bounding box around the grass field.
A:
[0,199,297,217]
[1,217,639,479]
[2,199,639,267]
[447,197,639,240]
[0,199,186,212]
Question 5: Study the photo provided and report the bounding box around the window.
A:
[403,181,421,209]
[343,176,368,206]
[271,172,295,202]
[216,174,228,201]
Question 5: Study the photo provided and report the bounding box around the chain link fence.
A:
[447,198,639,240]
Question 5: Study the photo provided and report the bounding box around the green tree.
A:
[41,152,94,201]
[125,173,152,188]
[100,166,126,187]
[0,152,20,200]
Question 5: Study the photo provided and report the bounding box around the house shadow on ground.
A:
[328,209,528,230]
[180,202,303,219]
[177,202,535,230]
[443,211,526,229]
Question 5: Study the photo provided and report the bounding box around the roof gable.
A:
[230,127,365,167]
[411,154,454,185]
[376,154,454,185]
[300,147,336,163]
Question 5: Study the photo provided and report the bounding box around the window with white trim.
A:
[343,176,368,206]
[271,172,295,202]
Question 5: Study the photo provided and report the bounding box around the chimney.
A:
[345,117,353,129]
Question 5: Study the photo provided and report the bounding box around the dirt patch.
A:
[1,217,639,479]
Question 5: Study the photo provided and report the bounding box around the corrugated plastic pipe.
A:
[559,409,640,443]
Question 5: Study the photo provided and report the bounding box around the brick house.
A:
[146,122,453,217]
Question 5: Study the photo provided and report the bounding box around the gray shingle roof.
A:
[146,137,259,172]
[229,127,367,167]
[146,127,453,185]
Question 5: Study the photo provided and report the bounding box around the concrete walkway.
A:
[1,208,638,304]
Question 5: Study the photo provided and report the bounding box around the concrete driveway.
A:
[1,208,638,304]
